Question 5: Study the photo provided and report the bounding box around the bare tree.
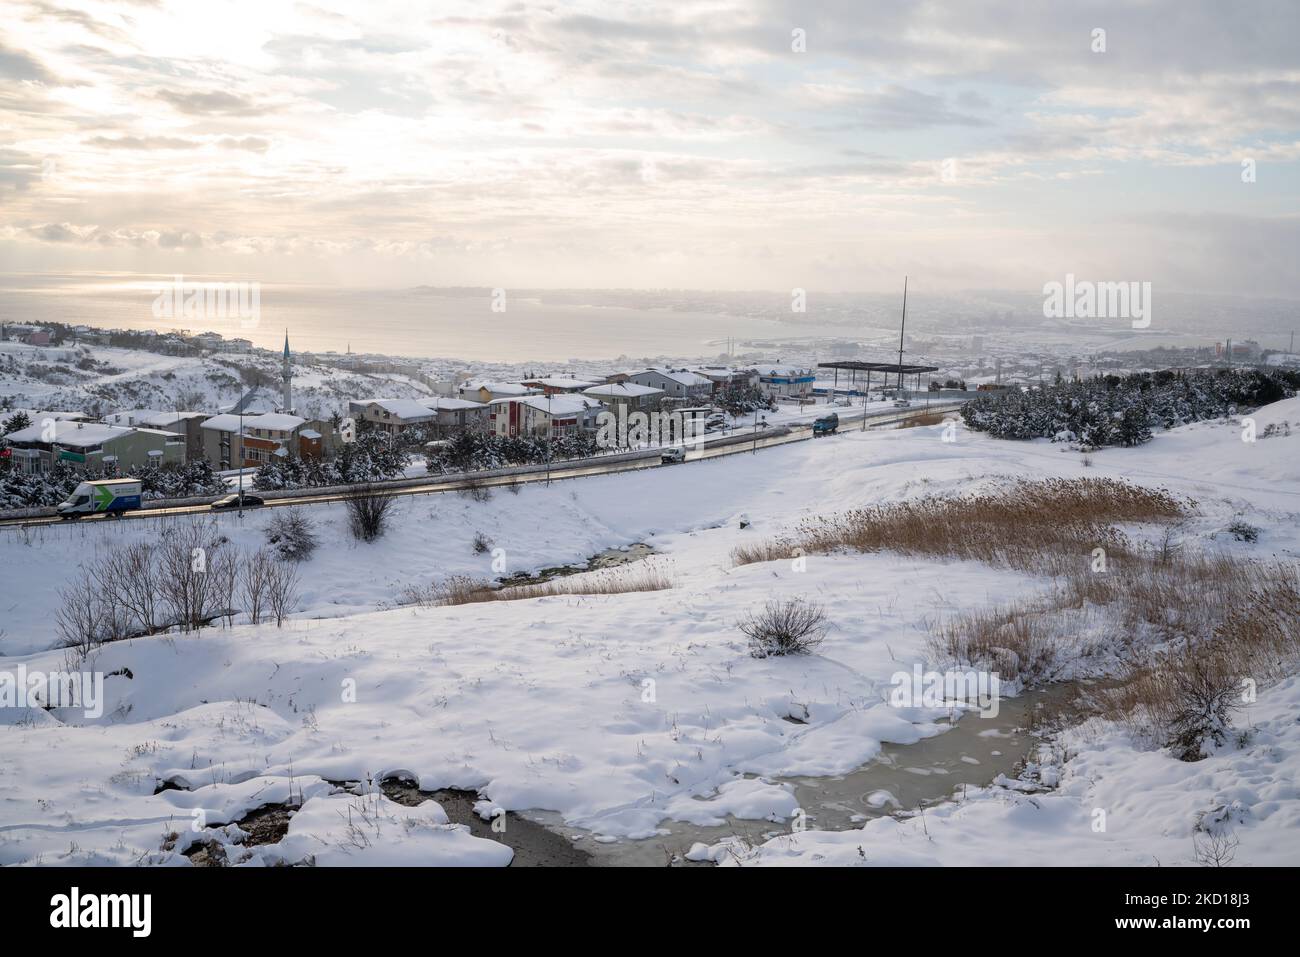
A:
[115,541,161,635]
[157,519,228,632]
[265,559,301,628]
[240,549,274,626]
[55,575,102,661]
[211,548,240,628]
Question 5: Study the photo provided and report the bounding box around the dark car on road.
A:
[210,493,266,510]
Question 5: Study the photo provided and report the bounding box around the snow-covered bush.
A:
[266,508,318,561]
[424,430,600,475]
[960,368,1299,448]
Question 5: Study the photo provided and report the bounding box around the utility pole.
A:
[896,275,908,395]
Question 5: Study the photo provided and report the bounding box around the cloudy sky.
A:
[1,0,1297,295]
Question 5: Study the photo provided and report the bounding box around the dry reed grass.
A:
[402,561,675,608]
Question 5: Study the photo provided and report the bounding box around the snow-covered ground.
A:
[1,396,1297,866]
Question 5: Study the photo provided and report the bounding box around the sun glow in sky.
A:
[2,0,1298,295]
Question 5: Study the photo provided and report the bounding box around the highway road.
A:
[0,403,962,529]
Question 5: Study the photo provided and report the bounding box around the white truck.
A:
[57,478,144,519]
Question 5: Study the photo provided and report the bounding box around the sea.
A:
[0,273,873,364]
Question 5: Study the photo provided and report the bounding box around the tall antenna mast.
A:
[896,275,908,391]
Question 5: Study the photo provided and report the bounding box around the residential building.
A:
[627,368,714,403]
[458,380,539,404]
[348,399,438,436]
[103,410,209,462]
[582,382,664,416]
[199,412,329,469]
[4,420,184,474]
[489,394,604,440]
[418,396,490,436]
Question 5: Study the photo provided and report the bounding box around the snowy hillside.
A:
[1,397,1297,866]
[0,341,436,421]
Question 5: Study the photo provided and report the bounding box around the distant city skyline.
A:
[2,1,1297,298]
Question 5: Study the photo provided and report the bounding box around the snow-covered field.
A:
[1,396,1297,866]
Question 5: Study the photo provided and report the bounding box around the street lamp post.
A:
[237,390,246,517]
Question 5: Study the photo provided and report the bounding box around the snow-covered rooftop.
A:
[583,382,663,398]
[492,394,604,416]
[361,399,437,420]
[1,409,87,429]
[630,368,713,387]
[419,396,486,411]
[524,376,600,389]
[102,409,164,427]
[201,412,305,433]
[5,419,134,447]
[461,380,537,396]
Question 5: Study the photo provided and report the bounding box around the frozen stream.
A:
[521,682,1084,866]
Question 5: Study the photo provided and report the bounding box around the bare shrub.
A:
[265,559,301,627]
[897,410,948,429]
[739,598,828,658]
[345,485,394,542]
[1227,519,1259,543]
[1193,828,1240,868]
[472,531,493,554]
[1093,648,1242,760]
[460,479,493,503]
[240,549,274,626]
[267,508,318,561]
